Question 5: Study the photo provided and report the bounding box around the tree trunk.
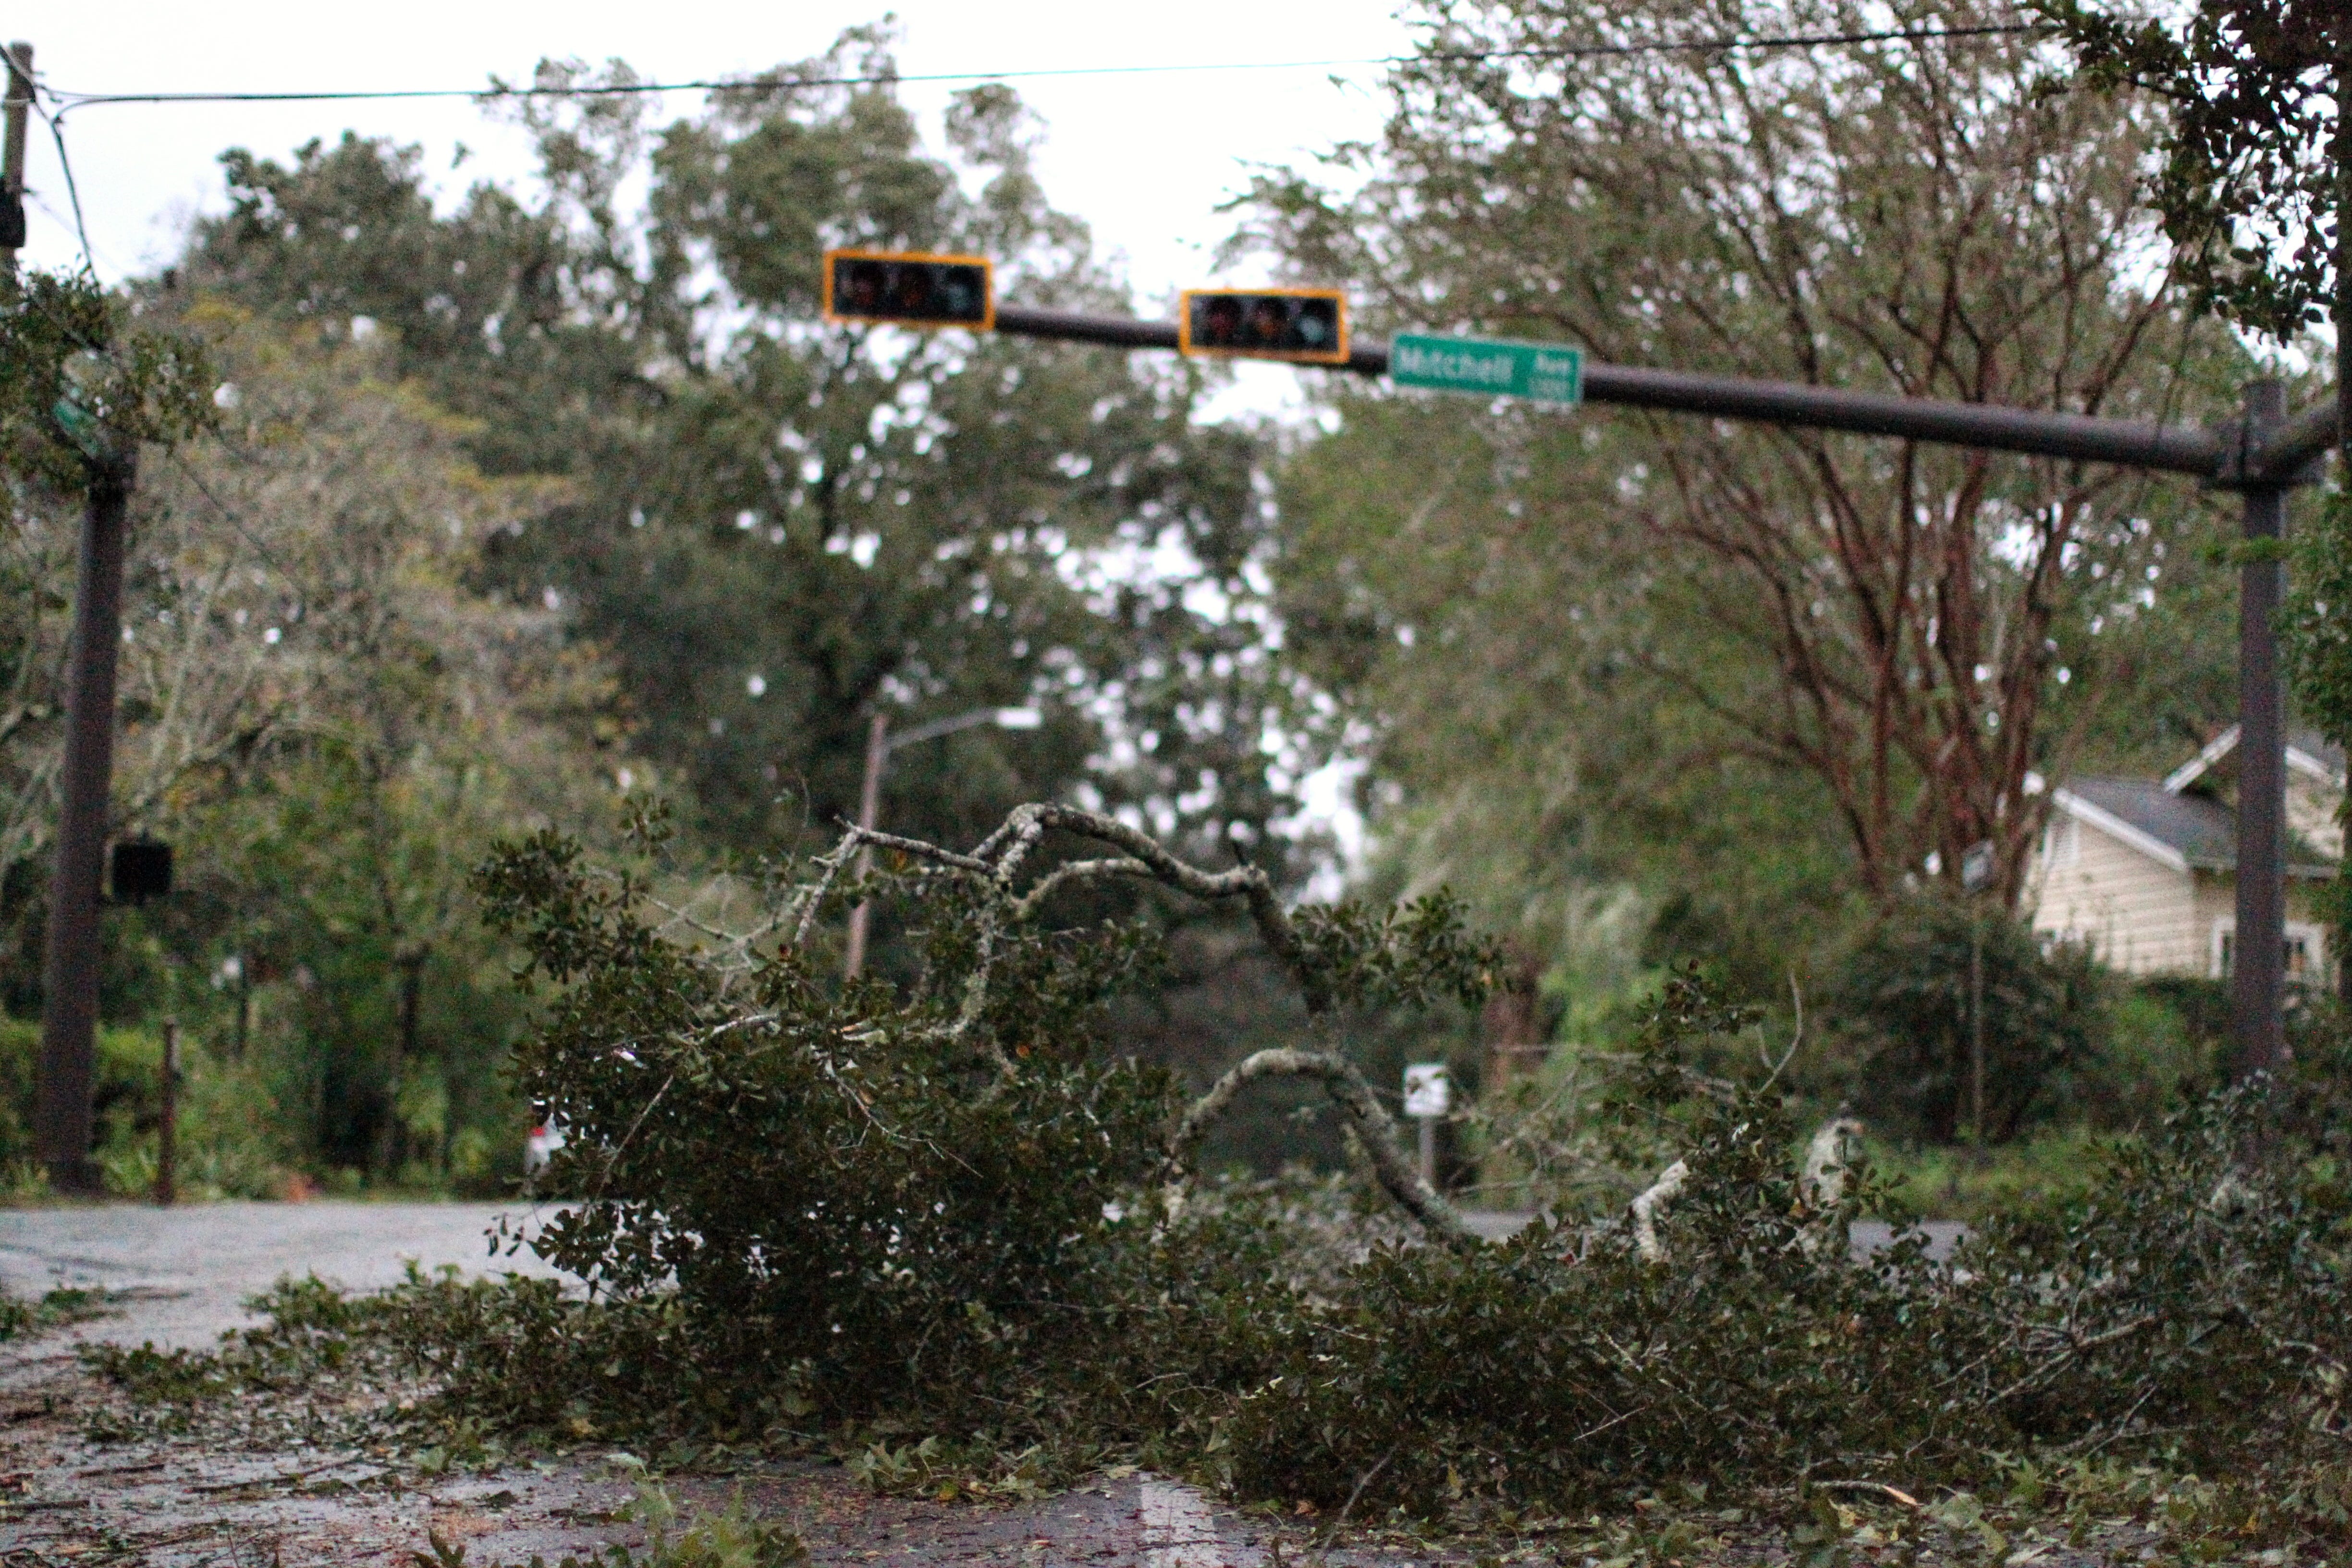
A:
[1480,943,1545,1089]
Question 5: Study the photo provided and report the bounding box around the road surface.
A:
[0,1200,1324,1564]
[0,1199,568,1360]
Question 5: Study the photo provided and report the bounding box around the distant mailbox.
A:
[110,839,172,906]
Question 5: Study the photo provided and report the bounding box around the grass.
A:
[1863,1123,2122,1222]
[0,1281,122,1341]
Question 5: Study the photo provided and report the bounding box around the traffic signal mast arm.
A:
[991,303,2328,482]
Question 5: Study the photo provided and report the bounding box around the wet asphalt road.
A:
[0,1200,568,1364]
[0,1202,1980,1566]
[0,1201,1314,1564]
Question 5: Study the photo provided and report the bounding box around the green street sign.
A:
[1389,332,1583,405]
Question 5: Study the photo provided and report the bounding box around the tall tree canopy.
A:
[182,31,1280,867]
[1248,0,2242,989]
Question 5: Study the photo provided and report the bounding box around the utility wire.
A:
[45,23,2044,109]
[6,63,97,268]
[40,108,94,269]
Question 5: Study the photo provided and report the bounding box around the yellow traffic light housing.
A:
[1178,288,1349,365]
[823,250,995,330]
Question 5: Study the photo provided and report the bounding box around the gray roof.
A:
[2061,775,2335,879]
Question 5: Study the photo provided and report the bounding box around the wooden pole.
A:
[2233,380,2291,1079]
[0,42,31,271]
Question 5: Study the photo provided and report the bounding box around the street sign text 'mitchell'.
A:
[1390,332,1584,405]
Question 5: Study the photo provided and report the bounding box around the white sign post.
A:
[1403,1062,1451,1188]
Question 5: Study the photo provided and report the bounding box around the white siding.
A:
[2026,818,2203,975]
[2027,821,2336,981]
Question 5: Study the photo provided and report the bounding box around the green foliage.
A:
[2286,489,2352,970]
[472,821,1185,1420]
[612,1477,809,1568]
[182,33,1281,870]
[0,268,213,491]
[0,1281,114,1342]
[1830,899,2109,1144]
[1288,892,1501,1013]
[403,1475,808,1568]
[2287,493,2352,748]
[2034,0,2345,343]
[1865,1125,2121,1223]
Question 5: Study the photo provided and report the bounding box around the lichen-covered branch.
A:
[1630,1159,1690,1264]
[1010,857,1154,920]
[1167,1047,1478,1251]
[1017,803,1325,1012]
[821,799,1471,1228]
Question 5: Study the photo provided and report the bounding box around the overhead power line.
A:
[44,24,2044,110]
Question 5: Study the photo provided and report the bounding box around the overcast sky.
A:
[21,1,1413,310]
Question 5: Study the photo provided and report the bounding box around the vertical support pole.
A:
[0,42,32,273]
[155,1018,178,1207]
[35,456,134,1194]
[1418,1115,1436,1191]
[2234,378,2290,1080]
[1968,913,1986,1153]
[844,711,889,978]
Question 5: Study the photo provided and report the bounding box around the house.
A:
[2025,727,2342,985]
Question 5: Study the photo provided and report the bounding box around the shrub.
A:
[0,1014,290,1200]
[1831,897,2107,1143]
[471,802,1492,1433]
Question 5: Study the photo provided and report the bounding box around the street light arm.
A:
[886,705,1042,752]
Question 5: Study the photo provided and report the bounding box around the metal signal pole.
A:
[2232,380,2291,1079]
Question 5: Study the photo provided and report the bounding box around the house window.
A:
[2040,816,2079,868]
[2213,920,2328,983]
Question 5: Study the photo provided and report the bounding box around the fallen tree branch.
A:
[1630,1159,1689,1264]
[1011,856,1155,919]
[801,800,1475,1232]
[1164,1047,1478,1250]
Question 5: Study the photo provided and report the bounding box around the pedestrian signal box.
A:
[109,839,172,906]
[1178,288,1348,364]
[823,250,994,330]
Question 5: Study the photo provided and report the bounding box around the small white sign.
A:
[1403,1062,1452,1119]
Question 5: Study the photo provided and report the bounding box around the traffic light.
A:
[823,249,994,330]
[1178,288,1348,365]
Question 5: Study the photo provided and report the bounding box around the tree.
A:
[2034,0,2348,456]
[182,33,1285,884]
[1,302,618,1180]
[1250,0,2240,957]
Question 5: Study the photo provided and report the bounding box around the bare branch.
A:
[1011,857,1155,920]
[1164,1046,1478,1250]
[789,830,862,948]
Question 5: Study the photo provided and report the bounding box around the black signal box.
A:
[823,249,994,330]
[1178,289,1349,364]
[110,840,172,906]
